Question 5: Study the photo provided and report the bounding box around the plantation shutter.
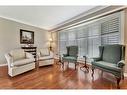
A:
[77,27,88,57]
[101,16,120,45]
[59,31,67,55]
[58,11,122,59]
[67,30,77,46]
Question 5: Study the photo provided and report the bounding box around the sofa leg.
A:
[116,77,121,89]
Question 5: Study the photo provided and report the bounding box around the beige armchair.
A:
[5,49,35,77]
[37,48,54,67]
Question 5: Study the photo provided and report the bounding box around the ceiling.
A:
[0,6,96,30]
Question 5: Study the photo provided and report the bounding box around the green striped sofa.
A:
[91,44,125,88]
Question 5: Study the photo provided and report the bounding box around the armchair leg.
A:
[61,61,64,70]
[116,77,121,89]
[122,74,124,80]
[91,67,94,78]
[121,72,124,80]
[75,63,76,70]
[101,70,103,77]
[67,62,69,68]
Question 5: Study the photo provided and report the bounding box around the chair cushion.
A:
[40,49,49,56]
[62,56,77,62]
[92,61,121,72]
[10,49,25,61]
[11,58,35,67]
[102,45,122,64]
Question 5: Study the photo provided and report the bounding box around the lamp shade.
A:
[49,38,53,42]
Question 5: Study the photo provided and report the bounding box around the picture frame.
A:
[20,29,34,44]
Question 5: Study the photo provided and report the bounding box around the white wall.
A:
[0,17,49,64]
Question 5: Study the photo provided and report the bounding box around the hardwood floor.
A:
[0,63,127,89]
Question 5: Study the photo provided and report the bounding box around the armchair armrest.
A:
[5,53,13,67]
[117,60,125,68]
[91,57,101,62]
[26,52,34,59]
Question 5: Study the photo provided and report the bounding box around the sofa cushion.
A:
[40,49,49,56]
[11,58,35,67]
[92,61,121,72]
[10,49,25,61]
[102,45,122,64]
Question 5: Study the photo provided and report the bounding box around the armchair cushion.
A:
[117,60,125,68]
[10,49,25,61]
[91,57,102,62]
[92,61,121,72]
[40,49,49,56]
[62,56,77,63]
[11,58,35,67]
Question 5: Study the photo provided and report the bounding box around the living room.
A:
[0,0,127,95]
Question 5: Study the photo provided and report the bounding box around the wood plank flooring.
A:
[0,63,127,89]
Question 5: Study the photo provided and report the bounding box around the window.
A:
[101,16,121,45]
[67,30,77,46]
[77,27,88,57]
[58,11,123,59]
[59,31,67,55]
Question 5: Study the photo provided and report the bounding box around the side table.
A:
[21,47,38,69]
[80,56,89,73]
[54,54,61,65]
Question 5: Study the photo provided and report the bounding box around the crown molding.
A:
[50,6,127,32]
[49,6,108,31]
[50,6,107,29]
[0,15,47,31]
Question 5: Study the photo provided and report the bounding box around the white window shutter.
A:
[58,11,122,59]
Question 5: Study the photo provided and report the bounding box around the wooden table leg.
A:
[80,56,89,73]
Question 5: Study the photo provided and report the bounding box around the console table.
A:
[54,54,61,64]
[21,47,37,62]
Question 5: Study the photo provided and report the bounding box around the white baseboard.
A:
[1,63,127,77]
[0,63,7,66]
[124,73,127,77]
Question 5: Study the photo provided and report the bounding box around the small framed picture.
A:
[20,29,34,44]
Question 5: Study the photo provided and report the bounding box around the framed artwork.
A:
[20,29,34,44]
